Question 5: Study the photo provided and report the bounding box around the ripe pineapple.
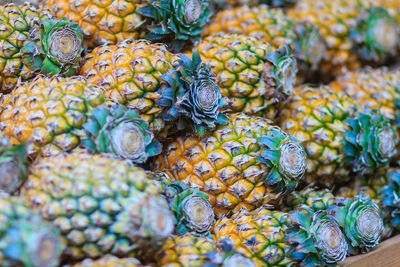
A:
[21,150,175,261]
[81,40,226,136]
[0,75,105,159]
[288,0,400,77]
[196,33,297,118]
[279,85,398,186]
[0,196,64,267]
[0,3,83,92]
[203,6,326,77]
[154,113,307,217]
[42,0,211,51]
[330,67,400,123]
[0,135,28,194]
[71,255,146,267]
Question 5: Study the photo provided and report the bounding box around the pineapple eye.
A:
[198,84,218,110]
[110,122,146,160]
[50,28,81,63]
[184,0,202,25]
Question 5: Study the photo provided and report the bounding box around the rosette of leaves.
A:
[287,208,348,266]
[258,128,307,194]
[160,51,228,135]
[82,104,162,164]
[329,193,384,253]
[0,137,28,194]
[150,172,215,236]
[344,112,398,173]
[23,18,83,76]
[139,0,211,52]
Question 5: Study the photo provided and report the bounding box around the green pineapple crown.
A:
[258,129,307,195]
[160,51,228,135]
[150,172,215,236]
[343,111,398,174]
[82,104,162,164]
[0,197,64,267]
[287,208,348,266]
[351,7,400,62]
[380,171,400,231]
[138,0,211,52]
[23,18,83,76]
[329,193,384,253]
[0,137,28,194]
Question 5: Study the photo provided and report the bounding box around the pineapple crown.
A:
[23,18,83,76]
[379,171,400,230]
[329,193,384,252]
[287,208,348,266]
[258,129,307,194]
[343,111,398,174]
[138,0,211,52]
[0,138,28,194]
[160,51,228,135]
[351,7,400,62]
[81,104,162,164]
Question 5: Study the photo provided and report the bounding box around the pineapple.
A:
[154,113,307,217]
[0,3,83,93]
[288,0,400,78]
[156,233,255,267]
[71,255,147,267]
[279,85,398,186]
[0,196,64,267]
[196,33,297,118]
[379,170,400,238]
[0,135,28,194]
[81,40,226,136]
[149,172,215,236]
[330,67,400,123]
[0,75,105,159]
[82,104,162,164]
[21,150,175,261]
[203,6,326,78]
[42,0,211,51]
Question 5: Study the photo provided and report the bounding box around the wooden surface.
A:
[340,234,400,267]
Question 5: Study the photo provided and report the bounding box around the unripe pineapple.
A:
[0,3,83,92]
[280,85,398,186]
[0,196,64,267]
[81,40,226,136]
[71,255,147,267]
[288,0,400,78]
[154,113,307,217]
[203,6,326,79]
[21,150,175,261]
[195,34,297,118]
[0,75,105,159]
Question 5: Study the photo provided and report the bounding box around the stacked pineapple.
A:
[0,0,400,266]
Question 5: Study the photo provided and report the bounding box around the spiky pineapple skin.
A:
[0,3,52,92]
[154,113,297,217]
[80,39,180,133]
[71,255,146,267]
[279,85,357,186]
[213,207,292,267]
[21,150,174,261]
[156,234,217,267]
[0,75,105,159]
[196,33,296,118]
[330,67,400,122]
[42,0,146,48]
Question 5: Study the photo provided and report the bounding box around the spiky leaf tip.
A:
[138,0,211,51]
[23,18,83,76]
[82,104,162,164]
[344,111,398,174]
[329,193,384,252]
[258,130,306,194]
[160,51,227,135]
